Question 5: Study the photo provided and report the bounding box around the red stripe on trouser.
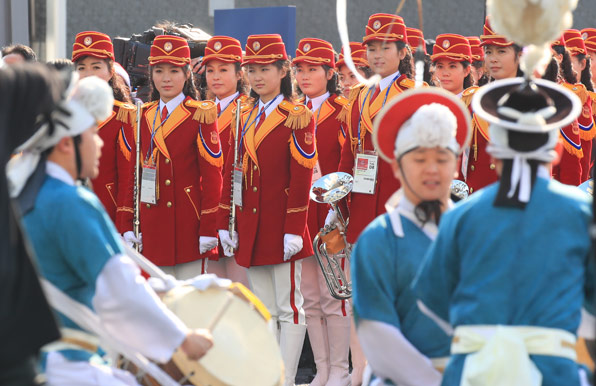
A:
[340,258,347,316]
[290,261,299,324]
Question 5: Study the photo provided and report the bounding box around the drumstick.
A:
[207,292,234,332]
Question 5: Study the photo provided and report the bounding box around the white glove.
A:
[218,229,238,257]
[325,209,338,227]
[283,234,303,261]
[147,274,178,293]
[199,236,218,254]
[123,231,142,251]
[148,273,231,293]
[182,273,232,291]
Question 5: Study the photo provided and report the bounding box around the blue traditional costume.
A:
[351,88,472,385]
[7,75,204,385]
[413,77,595,386]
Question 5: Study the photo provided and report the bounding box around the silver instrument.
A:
[450,180,470,201]
[309,172,354,300]
[133,101,143,252]
[228,99,242,252]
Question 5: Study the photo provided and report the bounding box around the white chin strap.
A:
[508,155,532,203]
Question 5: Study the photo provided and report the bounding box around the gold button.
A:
[470,165,475,171]
[167,201,172,208]
[239,207,243,212]
[165,158,170,164]
[185,188,191,193]
[165,179,171,186]
[146,204,150,208]
[253,186,257,192]
[490,164,496,170]
[253,165,258,171]
[470,188,474,193]
[252,208,257,213]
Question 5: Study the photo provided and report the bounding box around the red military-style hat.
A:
[467,36,484,62]
[293,38,335,68]
[563,29,587,56]
[406,27,427,54]
[72,31,114,62]
[552,35,565,48]
[203,36,243,64]
[373,87,472,162]
[431,34,472,63]
[581,28,596,53]
[149,35,191,67]
[363,13,408,45]
[243,34,288,66]
[480,17,513,47]
[336,42,369,69]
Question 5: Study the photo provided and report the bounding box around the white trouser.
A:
[452,325,577,386]
[247,260,305,325]
[159,259,207,280]
[45,351,139,386]
[302,255,349,318]
[207,255,249,287]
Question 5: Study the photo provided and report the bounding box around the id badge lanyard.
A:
[140,106,170,204]
[234,95,281,207]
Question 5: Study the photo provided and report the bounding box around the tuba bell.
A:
[309,172,353,300]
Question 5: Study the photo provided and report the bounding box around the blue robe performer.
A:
[413,76,595,386]
[352,87,472,385]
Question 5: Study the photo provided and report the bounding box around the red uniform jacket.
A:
[218,99,316,267]
[139,97,223,266]
[305,94,349,243]
[91,101,136,233]
[212,94,247,261]
[337,76,413,244]
[460,87,498,194]
[563,83,595,182]
[553,121,583,185]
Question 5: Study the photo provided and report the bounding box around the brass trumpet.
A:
[309,172,354,300]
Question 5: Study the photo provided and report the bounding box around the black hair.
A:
[149,64,198,102]
[74,56,132,104]
[576,54,594,91]
[462,61,474,90]
[397,42,414,79]
[1,43,37,61]
[542,56,560,82]
[234,62,248,94]
[248,59,294,101]
[553,45,577,84]
[46,58,74,71]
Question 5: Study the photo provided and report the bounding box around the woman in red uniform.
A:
[71,31,136,241]
[335,13,414,246]
[466,36,489,86]
[551,34,585,185]
[336,42,371,97]
[293,37,352,386]
[431,34,473,97]
[139,35,222,278]
[217,34,316,386]
[202,35,249,286]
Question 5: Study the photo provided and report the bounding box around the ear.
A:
[398,47,407,61]
[326,68,335,81]
[55,136,74,154]
[580,57,587,72]
[391,158,402,180]
[464,64,472,77]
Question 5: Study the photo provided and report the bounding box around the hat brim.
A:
[372,87,472,163]
[72,51,113,62]
[471,77,582,133]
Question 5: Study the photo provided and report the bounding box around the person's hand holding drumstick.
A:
[180,329,214,360]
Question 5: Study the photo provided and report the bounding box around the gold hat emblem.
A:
[164,42,173,52]
[582,32,589,40]
[373,20,382,30]
[84,36,92,46]
[214,41,222,50]
[303,43,311,53]
[442,39,451,49]
[253,41,261,51]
